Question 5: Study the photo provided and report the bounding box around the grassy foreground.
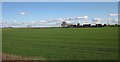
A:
[2,27,118,60]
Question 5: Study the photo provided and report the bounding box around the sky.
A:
[2,0,120,2]
[2,2,118,27]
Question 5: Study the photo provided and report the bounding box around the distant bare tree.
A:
[27,25,31,28]
[61,21,67,28]
[77,23,80,28]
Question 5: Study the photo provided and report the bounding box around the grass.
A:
[0,29,2,61]
[2,27,118,60]
[2,53,40,60]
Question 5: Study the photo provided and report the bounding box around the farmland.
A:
[2,27,118,60]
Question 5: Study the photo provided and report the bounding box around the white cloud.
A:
[110,18,118,24]
[92,18,101,21]
[48,16,88,23]
[48,18,64,23]
[19,12,28,15]
[77,16,88,20]
[92,18,102,24]
[108,14,119,17]
[39,20,48,24]
[66,21,72,24]
[57,18,64,21]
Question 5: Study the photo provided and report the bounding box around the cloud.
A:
[63,16,88,21]
[110,18,118,24]
[2,20,48,27]
[49,18,64,22]
[108,14,119,17]
[19,12,28,15]
[92,18,102,24]
[26,20,48,25]
[48,16,88,23]
[66,21,72,24]
[39,20,48,24]
[92,18,101,21]
[77,16,88,20]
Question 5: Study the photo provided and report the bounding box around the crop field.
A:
[2,27,118,60]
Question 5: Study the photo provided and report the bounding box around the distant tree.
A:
[62,21,66,25]
[69,24,73,27]
[77,23,80,28]
[27,25,31,28]
[61,21,67,28]
[103,24,107,26]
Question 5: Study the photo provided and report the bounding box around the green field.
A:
[2,27,118,60]
[0,29,1,60]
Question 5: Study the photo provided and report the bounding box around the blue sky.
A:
[2,2,118,27]
[2,0,119,2]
